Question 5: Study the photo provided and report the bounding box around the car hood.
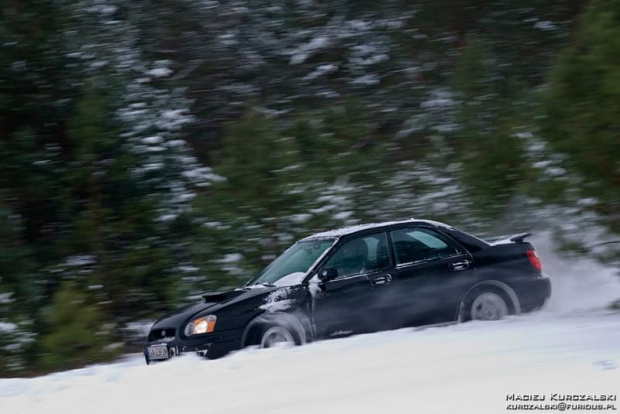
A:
[150,286,282,331]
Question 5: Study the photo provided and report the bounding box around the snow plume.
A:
[532,233,620,314]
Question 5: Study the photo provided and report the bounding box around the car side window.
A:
[390,228,462,265]
[324,233,390,278]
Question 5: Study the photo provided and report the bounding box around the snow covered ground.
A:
[2,235,619,414]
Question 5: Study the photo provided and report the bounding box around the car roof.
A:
[301,218,456,241]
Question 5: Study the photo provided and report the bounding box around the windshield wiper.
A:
[242,282,276,289]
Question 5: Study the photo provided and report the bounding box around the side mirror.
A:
[318,268,338,282]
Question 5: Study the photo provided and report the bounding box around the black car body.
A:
[144,219,551,363]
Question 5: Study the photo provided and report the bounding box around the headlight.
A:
[184,315,217,336]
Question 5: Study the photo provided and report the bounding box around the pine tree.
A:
[543,0,620,233]
[39,282,118,371]
[0,201,36,375]
[449,41,527,222]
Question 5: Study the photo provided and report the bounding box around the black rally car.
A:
[145,219,551,363]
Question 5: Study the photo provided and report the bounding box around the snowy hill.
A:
[2,240,619,414]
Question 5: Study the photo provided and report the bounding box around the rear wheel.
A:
[470,292,508,321]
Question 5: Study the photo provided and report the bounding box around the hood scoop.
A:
[202,289,245,303]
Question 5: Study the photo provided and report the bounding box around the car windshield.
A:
[247,239,335,287]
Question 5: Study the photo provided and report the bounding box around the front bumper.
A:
[144,328,243,364]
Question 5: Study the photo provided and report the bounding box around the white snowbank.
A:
[2,312,618,414]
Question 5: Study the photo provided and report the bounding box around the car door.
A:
[389,226,476,326]
[312,232,397,337]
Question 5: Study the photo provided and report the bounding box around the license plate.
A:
[147,344,170,360]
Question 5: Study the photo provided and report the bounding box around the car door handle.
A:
[370,275,392,286]
[449,260,470,271]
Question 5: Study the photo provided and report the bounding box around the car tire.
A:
[459,286,514,322]
[243,314,305,349]
[258,325,297,348]
[469,291,509,321]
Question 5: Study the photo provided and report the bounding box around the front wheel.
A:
[259,325,296,348]
[470,292,508,321]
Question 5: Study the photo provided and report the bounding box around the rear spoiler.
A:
[509,233,532,243]
[485,232,532,245]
